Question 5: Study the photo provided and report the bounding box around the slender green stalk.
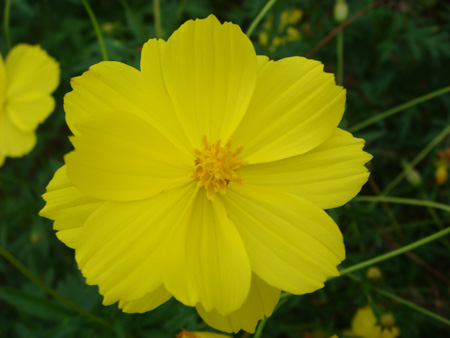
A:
[153,0,162,38]
[382,123,450,196]
[336,31,344,86]
[355,195,450,213]
[3,0,12,50]
[349,86,450,133]
[253,317,268,338]
[347,273,450,326]
[119,0,145,40]
[81,0,109,61]
[246,0,278,37]
[339,227,450,276]
[0,245,112,328]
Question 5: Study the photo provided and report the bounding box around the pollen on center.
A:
[191,135,246,200]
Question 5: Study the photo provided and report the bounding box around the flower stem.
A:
[0,245,112,328]
[3,0,12,50]
[355,195,450,213]
[81,0,109,61]
[306,1,380,58]
[153,0,162,38]
[339,226,450,276]
[347,273,450,326]
[119,0,146,40]
[246,0,278,37]
[349,86,450,133]
[382,123,450,196]
[336,31,344,86]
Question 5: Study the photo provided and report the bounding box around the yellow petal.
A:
[222,185,345,295]
[232,57,345,163]
[140,38,166,90]
[5,44,59,98]
[55,228,83,249]
[65,61,192,156]
[0,108,36,158]
[197,274,280,333]
[6,92,55,131]
[39,165,103,248]
[65,109,192,201]
[76,183,197,301]
[162,192,251,315]
[0,52,5,95]
[119,284,172,313]
[240,129,372,209]
[162,15,257,148]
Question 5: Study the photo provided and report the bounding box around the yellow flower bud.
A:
[366,266,382,281]
[381,313,396,328]
[334,0,349,23]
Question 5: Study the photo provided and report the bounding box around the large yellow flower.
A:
[0,44,59,166]
[40,15,371,333]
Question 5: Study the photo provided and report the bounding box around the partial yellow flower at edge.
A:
[177,328,231,338]
[0,44,59,166]
[346,306,400,338]
[40,14,371,334]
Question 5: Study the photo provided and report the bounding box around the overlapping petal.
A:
[162,15,257,148]
[162,192,251,315]
[119,284,172,313]
[39,165,103,248]
[76,182,197,301]
[232,57,345,164]
[0,108,36,158]
[222,185,345,295]
[197,274,280,333]
[4,44,59,132]
[4,44,59,98]
[141,38,167,90]
[240,129,372,209]
[65,109,192,201]
[65,61,192,155]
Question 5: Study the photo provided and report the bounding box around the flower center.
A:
[192,135,246,200]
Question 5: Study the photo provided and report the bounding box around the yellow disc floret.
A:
[192,135,246,200]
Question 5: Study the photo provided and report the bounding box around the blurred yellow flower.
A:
[347,306,400,338]
[176,328,231,338]
[40,15,371,333]
[435,149,450,185]
[0,44,59,166]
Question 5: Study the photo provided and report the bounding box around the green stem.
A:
[349,86,450,133]
[119,0,146,40]
[3,0,12,50]
[336,31,344,86]
[355,195,450,213]
[347,273,450,326]
[339,227,450,276]
[81,0,109,61]
[246,0,278,37]
[0,245,112,328]
[153,0,162,38]
[382,123,450,196]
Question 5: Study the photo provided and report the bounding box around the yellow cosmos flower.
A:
[0,44,59,166]
[40,15,371,333]
[176,328,231,338]
[346,306,400,338]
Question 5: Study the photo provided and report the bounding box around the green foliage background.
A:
[1,0,449,337]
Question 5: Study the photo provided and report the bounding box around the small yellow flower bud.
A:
[402,160,422,187]
[366,266,382,281]
[334,0,349,23]
[380,313,396,328]
[435,162,448,185]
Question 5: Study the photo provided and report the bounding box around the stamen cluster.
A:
[192,135,246,200]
